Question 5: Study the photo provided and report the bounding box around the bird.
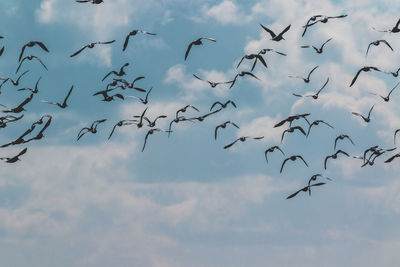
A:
[324,150,350,169]
[372,18,400,33]
[286,183,326,199]
[229,71,259,89]
[93,89,124,102]
[307,174,331,194]
[385,153,400,163]
[369,82,399,102]
[126,87,153,105]
[17,76,41,94]
[113,77,147,92]
[214,121,240,140]
[2,93,34,113]
[302,15,347,37]
[0,70,29,89]
[0,148,28,163]
[122,30,156,51]
[70,40,115,57]
[350,66,386,87]
[76,0,103,3]
[260,24,291,41]
[366,40,394,56]
[288,66,319,83]
[188,110,220,122]
[352,104,374,123]
[102,63,129,81]
[77,119,107,141]
[258,48,287,56]
[264,145,285,163]
[23,114,52,143]
[143,115,167,128]
[236,53,267,72]
[0,115,24,128]
[210,100,237,112]
[168,116,194,137]
[274,113,311,128]
[301,38,332,54]
[280,155,308,173]
[334,134,355,150]
[19,41,49,62]
[108,119,137,140]
[390,67,400,77]
[394,129,400,144]
[293,77,329,99]
[281,126,307,143]
[16,55,48,73]
[306,119,334,137]
[192,74,232,88]
[224,136,264,149]
[184,37,216,60]
[135,107,148,128]
[41,85,73,109]
[142,128,171,152]
[176,105,199,119]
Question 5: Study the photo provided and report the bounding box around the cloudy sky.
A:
[1,0,400,266]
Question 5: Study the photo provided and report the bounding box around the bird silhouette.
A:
[76,0,103,3]
[229,71,259,89]
[264,145,285,163]
[369,81,399,102]
[372,18,400,33]
[301,38,332,54]
[108,119,137,140]
[302,15,347,36]
[210,100,237,112]
[324,150,349,169]
[366,40,394,56]
[293,77,329,99]
[192,74,232,88]
[123,30,156,51]
[281,126,307,143]
[385,153,400,163]
[306,119,334,137]
[143,115,167,128]
[70,40,115,57]
[184,37,216,60]
[260,24,291,41]
[288,66,319,83]
[77,119,107,141]
[126,87,153,104]
[0,148,28,163]
[17,76,41,94]
[142,128,171,152]
[16,55,48,73]
[236,53,267,72]
[102,63,129,81]
[176,105,199,119]
[286,183,326,199]
[352,104,374,123]
[350,66,386,87]
[274,113,311,128]
[334,134,355,150]
[41,85,73,109]
[19,41,49,62]
[0,70,29,89]
[224,136,264,149]
[280,155,308,173]
[2,93,34,113]
[215,121,239,140]
[394,129,400,145]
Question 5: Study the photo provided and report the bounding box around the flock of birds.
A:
[2,2,400,200]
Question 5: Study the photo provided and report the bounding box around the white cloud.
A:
[203,1,251,25]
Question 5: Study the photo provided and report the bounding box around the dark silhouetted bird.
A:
[0,148,28,163]
[286,183,326,199]
[184,37,216,60]
[280,155,308,173]
[108,119,137,139]
[77,119,107,141]
[288,66,319,83]
[142,128,171,152]
[324,150,350,169]
[334,134,355,150]
[281,126,307,143]
[102,63,129,81]
[19,41,49,62]
[214,121,239,140]
[260,24,291,41]
[41,85,73,109]
[123,30,156,51]
[229,71,259,89]
[306,119,334,137]
[293,77,329,99]
[264,145,285,163]
[366,40,393,56]
[369,81,399,102]
[350,66,386,87]
[274,113,311,128]
[2,93,34,113]
[70,40,115,57]
[224,136,264,149]
[16,55,48,73]
[301,38,332,54]
[210,100,237,112]
[352,104,374,123]
[192,74,232,88]
[372,18,400,33]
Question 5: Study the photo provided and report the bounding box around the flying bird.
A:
[23,114,52,143]
[366,40,394,56]
[41,85,73,109]
[113,77,147,92]
[142,128,171,152]
[350,66,386,87]
[70,40,115,57]
[334,134,355,150]
[258,48,287,56]
[264,145,285,163]
[184,37,216,60]
[93,88,124,102]
[286,183,326,199]
[236,53,267,72]
[0,148,28,163]
[280,155,308,173]
[293,77,329,99]
[127,87,153,104]
[372,18,400,33]
[229,71,259,89]
[281,126,307,143]
[77,119,107,141]
[260,24,291,41]
[2,93,34,113]
[76,0,104,3]
[16,55,48,73]
[19,41,49,62]
[306,119,334,137]
[210,100,237,112]
[192,74,232,88]
[224,136,264,149]
[143,115,167,128]
[176,105,199,119]
[0,115,24,128]
[102,63,129,81]
[274,113,311,128]
[324,150,350,169]
[214,121,240,140]
[352,104,374,123]
[288,66,319,83]
[301,38,332,54]
[0,70,29,89]
[122,30,156,51]
[307,174,331,194]
[369,81,399,102]
[18,76,41,94]
[302,15,347,36]
[385,153,400,163]
[108,119,137,140]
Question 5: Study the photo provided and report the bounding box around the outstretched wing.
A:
[123,34,131,51]
[260,24,276,38]
[184,42,194,60]
[70,45,88,57]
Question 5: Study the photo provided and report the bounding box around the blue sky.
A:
[1,0,400,266]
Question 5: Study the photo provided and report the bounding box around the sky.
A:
[0,0,400,266]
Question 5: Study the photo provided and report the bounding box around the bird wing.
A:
[70,45,88,57]
[16,147,28,157]
[286,188,303,199]
[142,131,151,152]
[337,150,350,157]
[0,46,4,57]
[77,128,89,141]
[385,154,400,163]
[193,74,204,81]
[62,85,74,106]
[243,72,260,80]
[366,42,373,56]
[387,82,400,97]
[35,41,49,52]
[301,45,311,48]
[298,156,309,167]
[214,125,221,140]
[350,68,363,87]
[200,37,216,42]
[98,40,116,45]
[236,56,246,69]
[18,44,27,62]
[102,71,115,81]
[260,24,276,38]
[321,38,332,49]
[256,55,267,68]
[278,24,291,37]
[184,42,194,60]
[381,40,394,51]
[367,105,375,118]
[324,155,331,169]
[122,34,131,51]
[210,101,222,111]
[41,100,59,106]
[224,138,239,149]
[15,57,26,74]
[16,94,34,110]
[280,158,289,173]
[307,65,319,79]
[34,56,48,70]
